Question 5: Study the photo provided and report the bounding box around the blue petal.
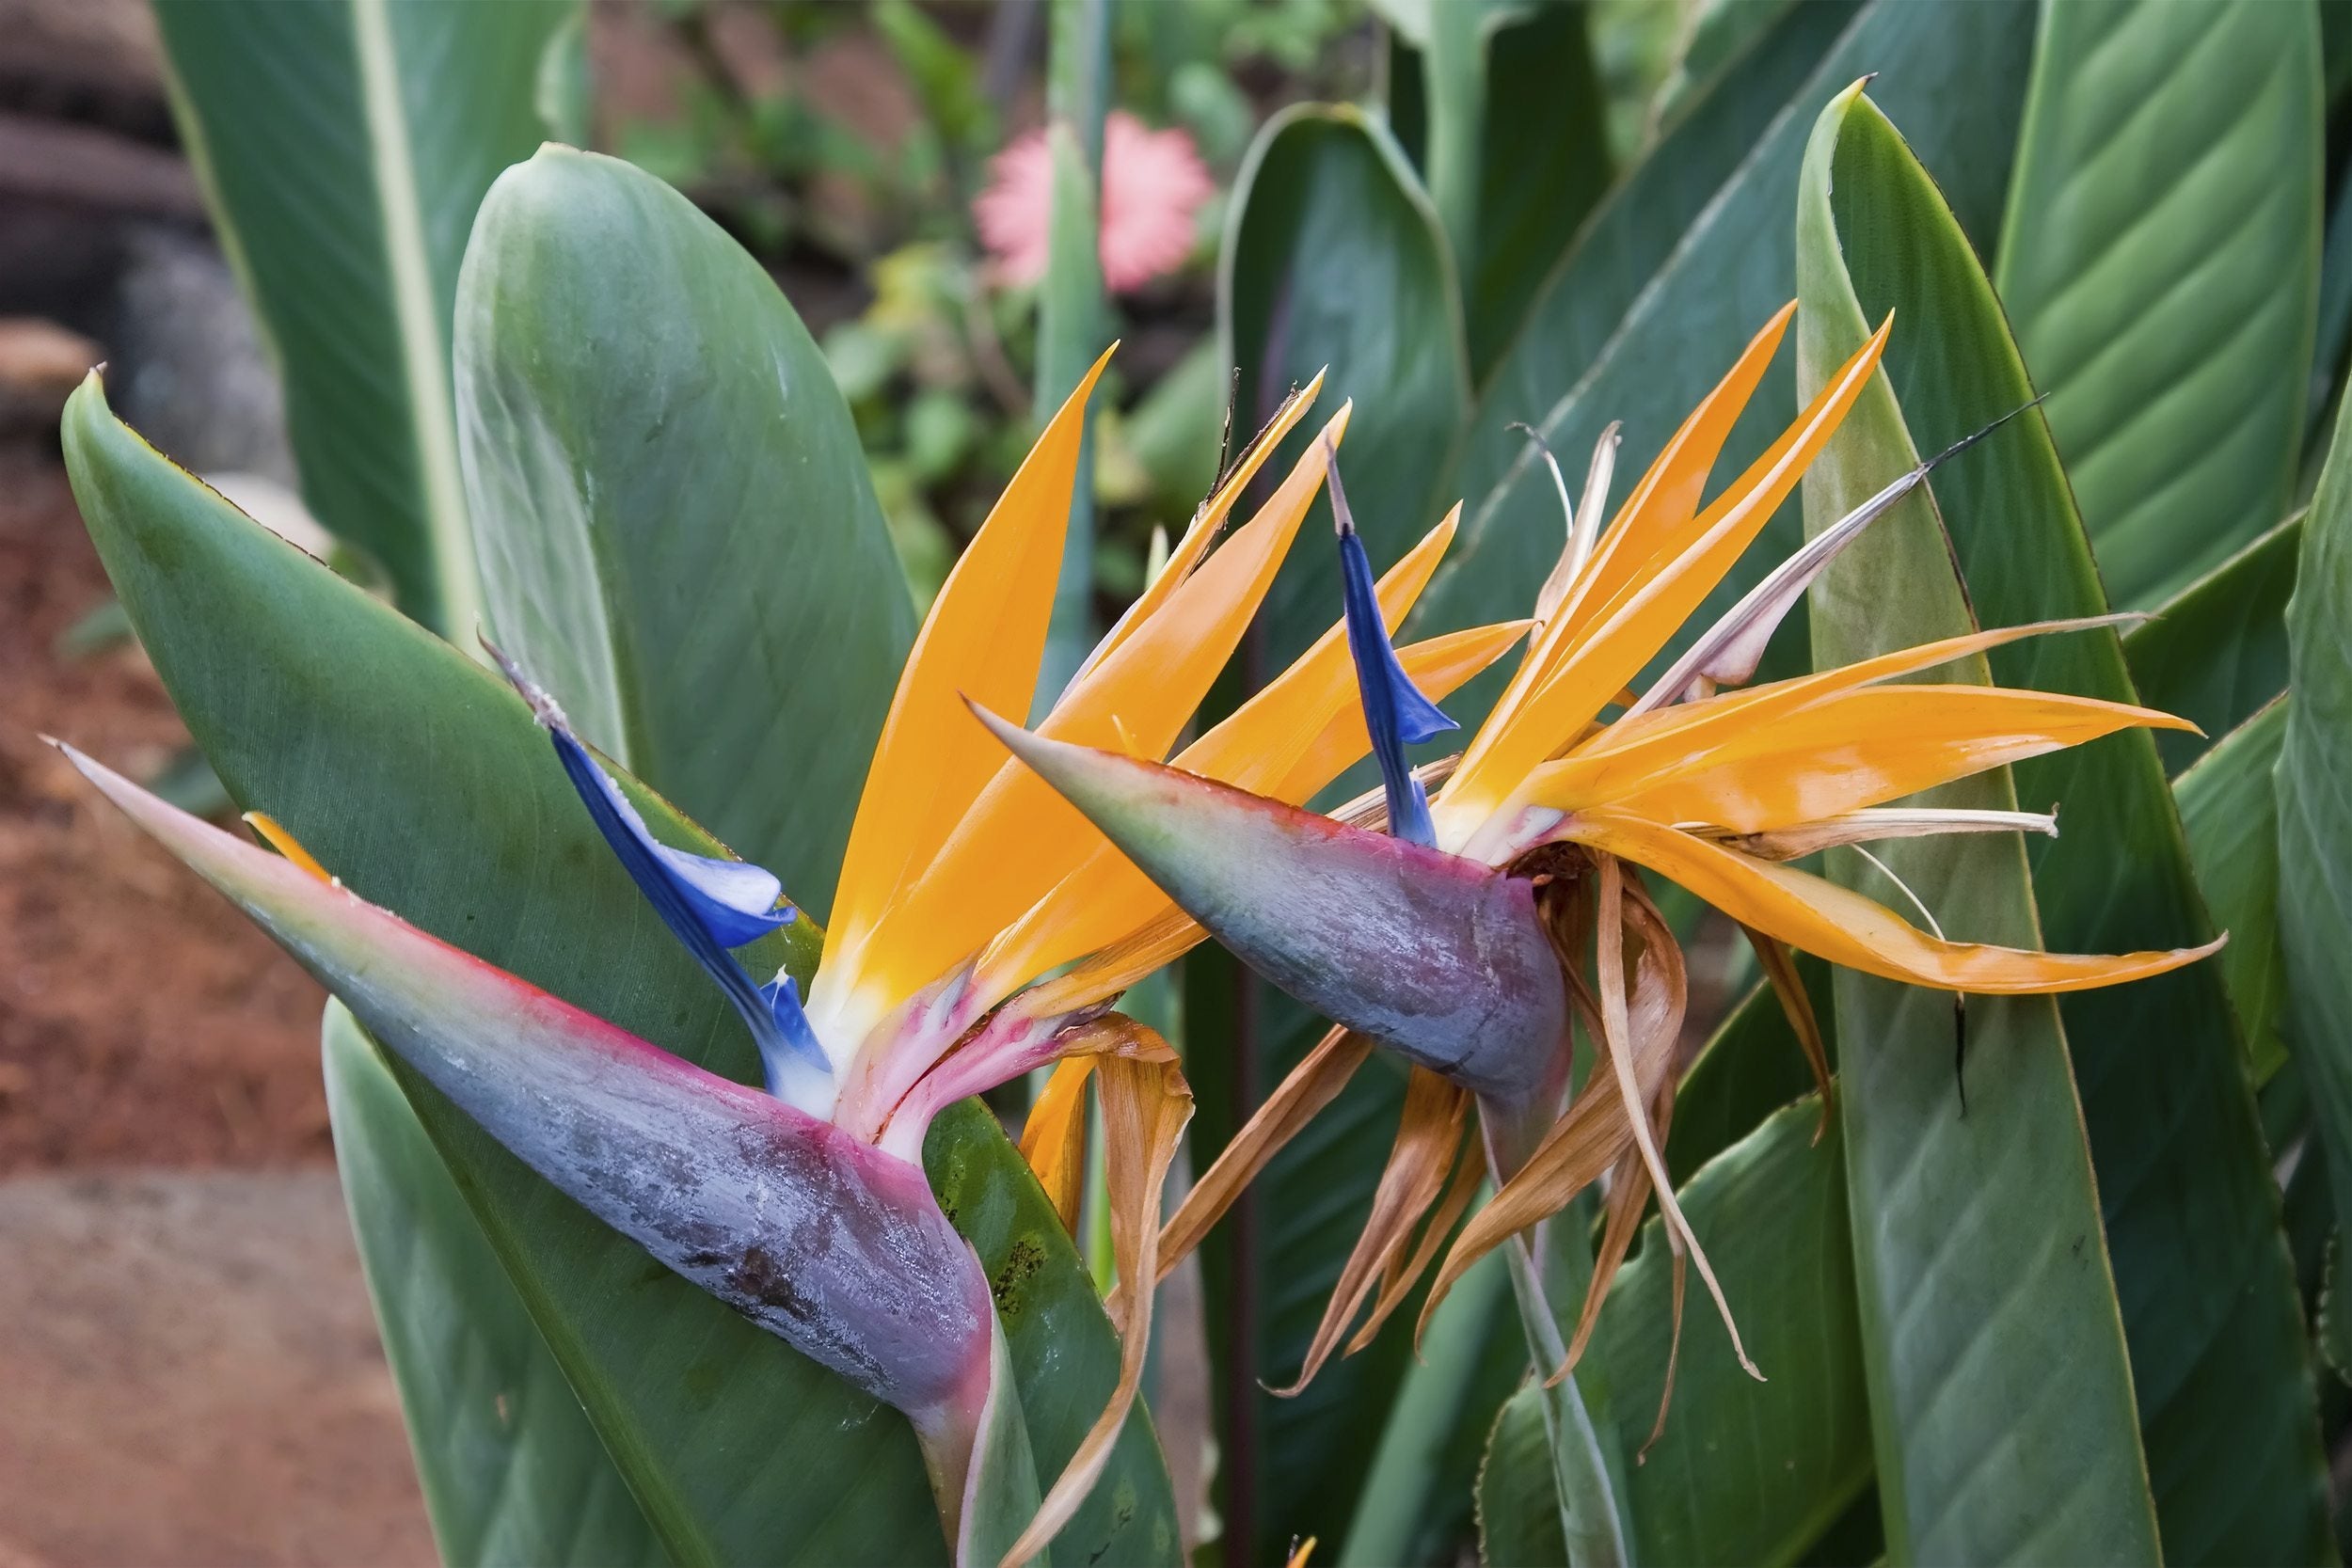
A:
[487,642,831,1100]
[1330,456,1455,848]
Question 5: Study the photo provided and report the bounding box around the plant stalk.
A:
[1482,1092,1634,1568]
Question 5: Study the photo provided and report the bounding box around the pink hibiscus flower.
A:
[974,110,1215,294]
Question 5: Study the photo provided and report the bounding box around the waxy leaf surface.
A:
[151,0,573,629]
[458,147,913,916]
[1808,87,2326,1565]
[1798,87,2157,1567]
[1994,0,2321,610]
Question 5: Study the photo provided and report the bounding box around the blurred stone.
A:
[0,0,166,138]
[0,114,198,218]
[0,317,97,433]
[105,224,294,484]
[0,1169,434,1567]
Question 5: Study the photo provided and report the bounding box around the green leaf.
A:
[1807,86,2329,1565]
[1035,0,1112,707]
[1458,4,1613,376]
[152,0,574,631]
[2121,514,2300,776]
[1481,1095,1870,1567]
[1338,1248,1519,1568]
[1391,0,1612,376]
[1993,0,2323,610]
[925,1100,1182,1568]
[957,1322,1050,1568]
[2280,342,2352,1417]
[1667,961,1835,1187]
[1796,86,2159,1565]
[2176,701,2291,1085]
[60,380,1177,1568]
[1421,0,2034,695]
[454,146,914,913]
[1477,1386,1566,1568]
[323,1001,666,1568]
[1220,103,1471,676]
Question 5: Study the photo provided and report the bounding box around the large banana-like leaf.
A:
[1220,104,1470,676]
[323,1001,666,1568]
[152,0,572,631]
[2175,703,2291,1086]
[1445,0,1855,477]
[1796,86,2159,1565]
[60,382,1177,1567]
[1418,0,2033,684]
[456,146,913,915]
[1479,1094,1868,1567]
[2280,353,2352,1413]
[1807,87,2328,1565]
[2121,515,2300,776]
[1993,0,2322,610]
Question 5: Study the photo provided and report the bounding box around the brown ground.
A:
[0,439,329,1173]
[0,443,430,1566]
[0,1170,435,1567]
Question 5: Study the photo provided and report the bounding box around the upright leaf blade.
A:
[1811,88,2328,1565]
[456,147,914,913]
[61,382,1176,1568]
[1033,0,1111,707]
[1458,3,1613,376]
[2280,352,2352,1413]
[1422,0,2034,696]
[2176,702,2291,1085]
[1797,86,2159,1565]
[152,0,573,630]
[1221,105,1470,676]
[1994,0,2323,610]
[2121,515,2300,776]
[324,1001,666,1568]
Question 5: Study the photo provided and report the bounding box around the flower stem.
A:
[1482,1093,1635,1568]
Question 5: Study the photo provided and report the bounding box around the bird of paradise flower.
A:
[59,347,1527,1567]
[977,305,2220,1434]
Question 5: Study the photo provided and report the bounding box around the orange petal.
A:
[1019,1055,1097,1235]
[1274,1067,1468,1396]
[1552,304,1797,641]
[816,347,1113,1032]
[1484,306,1795,750]
[1082,374,1325,676]
[1511,614,2139,832]
[1566,810,2223,994]
[1156,1027,1375,1283]
[1004,1033,1191,1568]
[1440,315,1887,837]
[244,812,331,883]
[859,410,1345,1022]
[971,489,1522,1014]
[1565,685,2193,832]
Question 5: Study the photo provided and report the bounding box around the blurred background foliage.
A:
[584,0,1699,614]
